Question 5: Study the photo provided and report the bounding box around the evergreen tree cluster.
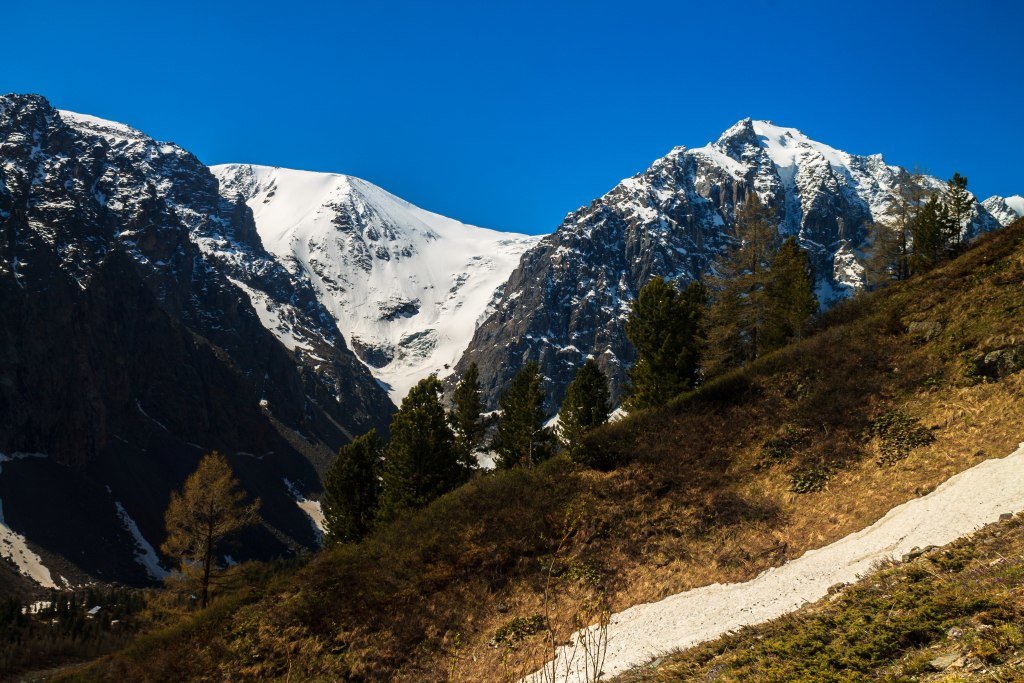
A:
[863,172,975,288]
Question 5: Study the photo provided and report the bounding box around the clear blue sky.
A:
[3,0,1021,234]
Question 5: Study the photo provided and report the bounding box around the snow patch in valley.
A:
[113,502,169,580]
[0,453,56,588]
[283,478,326,541]
[211,164,540,403]
[529,442,1024,682]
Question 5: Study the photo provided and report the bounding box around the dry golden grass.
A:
[63,220,1024,682]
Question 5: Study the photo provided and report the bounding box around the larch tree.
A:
[449,362,485,470]
[322,429,382,544]
[703,191,779,377]
[378,375,467,521]
[624,277,706,410]
[558,358,611,457]
[162,452,260,608]
[492,361,553,469]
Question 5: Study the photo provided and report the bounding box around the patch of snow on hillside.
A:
[114,502,168,580]
[283,478,326,541]
[528,442,1024,682]
[0,453,56,588]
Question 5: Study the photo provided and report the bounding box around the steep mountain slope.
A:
[982,193,1024,226]
[455,119,1007,409]
[0,95,390,590]
[211,164,540,402]
[71,218,1024,682]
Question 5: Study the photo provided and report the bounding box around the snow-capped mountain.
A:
[981,195,1024,226]
[455,118,1009,411]
[0,95,391,589]
[211,164,539,402]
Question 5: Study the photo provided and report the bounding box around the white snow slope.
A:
[0,453,56,588]
[212,164,540,403]
[528,442,1024,682]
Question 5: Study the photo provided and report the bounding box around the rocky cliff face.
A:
[981,195,1024,227]
[455,119,1007,411]
[0,95,391,590]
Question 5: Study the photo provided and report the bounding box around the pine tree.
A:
[944,172,972,247]
[449,362,485,470]
[704,192,779,376]
[624,277,706,410]
[378,375,466,521]
[761,237,818,353]
[558,358,611,456]
[909,195,952,274]
[322,429,382,544]
[161,452,260,608]
[492,361,553,469]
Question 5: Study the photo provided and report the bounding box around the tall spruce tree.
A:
[944,172,972,247]
[624,277,706,411]
[449,362,485,470]
[322,429,382,544]
[862,220,905,289]
[704,192,780,377]
[909,195,952,275]
[558,358,611,456]
[378,375,467,520]
[761,237,818,353]
[492,361,552,469]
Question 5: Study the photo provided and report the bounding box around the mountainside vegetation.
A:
[57,218,1024,682]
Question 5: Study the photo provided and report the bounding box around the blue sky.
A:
[3,0,1021,234]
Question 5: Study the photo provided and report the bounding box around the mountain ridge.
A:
[454,117,1013,410]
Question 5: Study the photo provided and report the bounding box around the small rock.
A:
[947,626,964,639]
[999,512,1014,522]
[929,652,960,671]
[496,603,510,614]
[907,321,943,341]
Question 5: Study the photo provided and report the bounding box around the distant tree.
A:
[449,363,485,470]
[944,172,972,246]
[909,195,952,274]
[322,429,382,544]
[492,361,553,469]
[861,220,905,289]
[761,237,818,352]
[162,452,260,608]
[378,375,467,521]
[558,358,611,456]
[624,277,706,410]
[704,192,780,376]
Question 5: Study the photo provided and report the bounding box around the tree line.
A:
[158,169,978,590]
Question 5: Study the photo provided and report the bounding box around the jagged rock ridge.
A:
[455,119,1011,411]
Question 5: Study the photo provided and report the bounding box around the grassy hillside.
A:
[61,219,1024,682]
[617,513,1024,682]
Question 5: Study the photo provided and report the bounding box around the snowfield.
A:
[212,164,540,403]
[0,453,56,588]
[528,442,1024,682]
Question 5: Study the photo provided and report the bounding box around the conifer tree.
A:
[861,220,905,289]
[558,358,611,456]
[761,237,818,352]
[624,277,706,410]
[162,452,260,608]
[909,195,952,274]
[322,429,382,544]
[704,192,779,376]
[492,361,552,469]
[449,362,485,469]
[944,172,972,247]
[378,375,466,521]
